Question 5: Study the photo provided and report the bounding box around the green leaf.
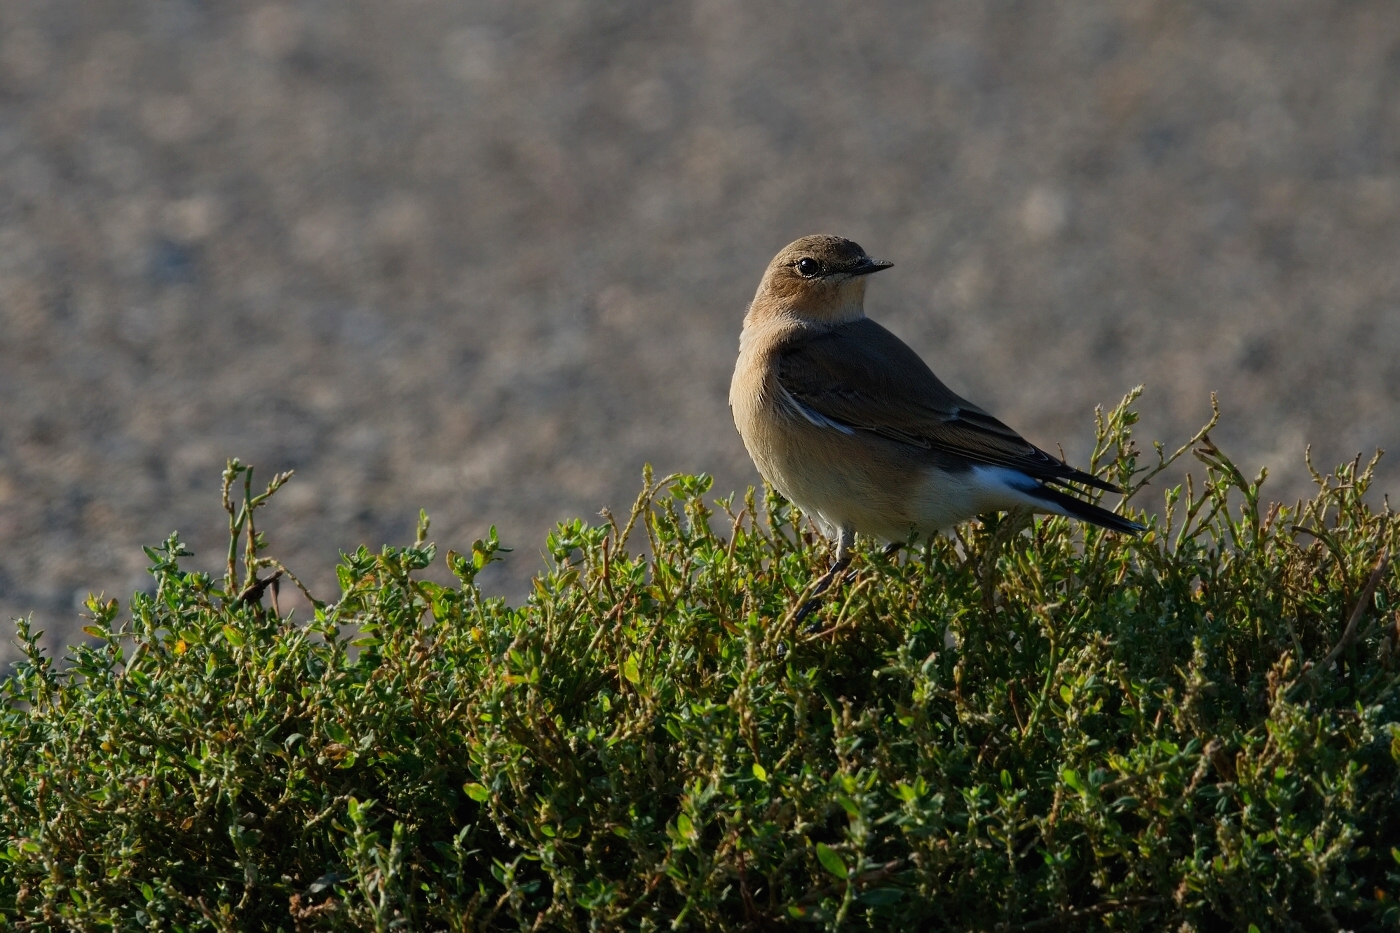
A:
[463,782,490,803]
[815,842,847,880]
[752,762,768,782]
[622,654,641,685]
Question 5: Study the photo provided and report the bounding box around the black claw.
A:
[794,598,822,626]
[793,555,853,627]
[823,555,853,589]
[882,541,906,558]
[811,556,851,597]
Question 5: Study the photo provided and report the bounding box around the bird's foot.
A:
[811,553,853,597]
[881,541,906,559]
[794,554,853,626]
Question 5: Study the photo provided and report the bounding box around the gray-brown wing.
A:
[776,318,1116,491]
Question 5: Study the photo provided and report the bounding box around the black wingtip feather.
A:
[1027,447,1122,494]
[1051,467,1122,495]
[1026,484,1145,535]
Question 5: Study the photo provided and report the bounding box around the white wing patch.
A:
[779,385,855,435]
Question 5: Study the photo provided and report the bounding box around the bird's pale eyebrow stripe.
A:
[779,385,855,435]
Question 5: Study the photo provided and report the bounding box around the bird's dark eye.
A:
[795,257,820,278]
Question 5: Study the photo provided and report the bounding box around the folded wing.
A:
[776,318,1119,493]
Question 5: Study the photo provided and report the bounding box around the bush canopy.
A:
[2,392,1398,932]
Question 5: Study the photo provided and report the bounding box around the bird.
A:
[729,234,1143,596]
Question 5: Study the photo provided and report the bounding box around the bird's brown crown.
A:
[749,235,892,326]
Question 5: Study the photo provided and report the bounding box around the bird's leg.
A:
[835,527,852,562]
[817,527,855,592]
[795,528,854,624]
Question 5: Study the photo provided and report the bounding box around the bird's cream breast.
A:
[730,323,804,496]
[729,333,781,473]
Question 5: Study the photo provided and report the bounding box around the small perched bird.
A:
[730,234,1142,589]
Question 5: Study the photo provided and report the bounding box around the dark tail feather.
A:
[1026,484,1145,535]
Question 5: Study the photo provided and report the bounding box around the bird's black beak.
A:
[850,258,894,276]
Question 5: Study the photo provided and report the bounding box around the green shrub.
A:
[2,391,1398,932]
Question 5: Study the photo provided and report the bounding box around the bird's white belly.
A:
[905,465,1045,535]
[767,446,1045,544]
[903,467,989,536]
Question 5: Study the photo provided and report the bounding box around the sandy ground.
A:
[2,0,1398,659]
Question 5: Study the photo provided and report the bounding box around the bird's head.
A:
[750,235,893,326]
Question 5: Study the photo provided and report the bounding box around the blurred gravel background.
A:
[2,0,1399,656]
